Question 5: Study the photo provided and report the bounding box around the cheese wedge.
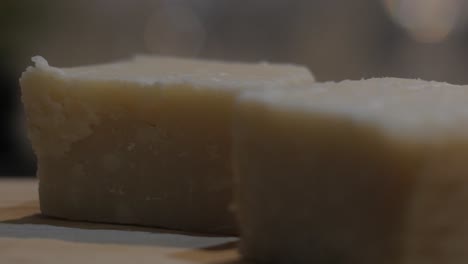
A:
[234,78,468,262]
[20,55,314,235]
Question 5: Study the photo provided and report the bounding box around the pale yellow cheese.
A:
[20,55,314,235]
[234,78,468,263]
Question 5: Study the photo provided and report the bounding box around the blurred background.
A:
[2,0,468,176]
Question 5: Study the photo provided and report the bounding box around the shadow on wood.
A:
[0,201,238,248]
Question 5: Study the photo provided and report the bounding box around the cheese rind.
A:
[21,56,314,235]
[234,78,468,262]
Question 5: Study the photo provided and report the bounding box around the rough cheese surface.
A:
[241,78,468,142]
[21,55,314,235]
[234,78,468,263]
[33,55,313,89]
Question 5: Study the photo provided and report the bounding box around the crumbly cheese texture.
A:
[21,55,314,235]
[234,78,468,263]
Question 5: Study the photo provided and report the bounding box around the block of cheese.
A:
[20,55,314,235]
[234,78,468,263]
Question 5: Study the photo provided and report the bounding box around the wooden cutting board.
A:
[0,178,242,264]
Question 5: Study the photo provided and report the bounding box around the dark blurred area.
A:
[2,0,468,176]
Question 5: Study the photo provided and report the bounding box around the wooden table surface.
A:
[0,178,241,264]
